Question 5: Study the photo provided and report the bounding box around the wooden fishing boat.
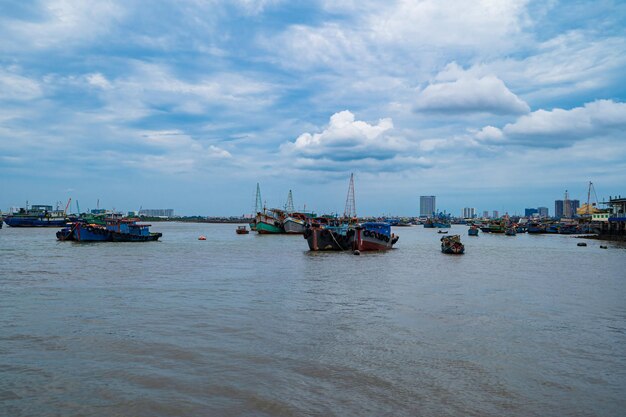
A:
[441,235,464,254]
[236,226,249,234]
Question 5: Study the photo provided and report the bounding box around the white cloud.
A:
[415,68,530,115]
[0,0,125,50]
[0,67,43,101]
[477,100,626,147]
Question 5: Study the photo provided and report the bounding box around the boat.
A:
[5,202,72,227]
[255,208,286,234]
[488,220,506,233]
[438,230,448,234]
[236,226,249,235]
[468,225,479,236]
[57,218,161,242]
[198,235,207,240]
[303,223,355,251]
[353,222,398,251]
[527,222,546,234]
[441,235,464,254]
[423,218,435,228]
[283,212,308,234]
[505,227,517,236]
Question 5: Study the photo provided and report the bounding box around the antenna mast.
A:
[343,173,357,219]
[254,183,262,214]
[286,190,295,213]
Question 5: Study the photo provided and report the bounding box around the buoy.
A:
[577,242,587,247]
[198,235,207,241]
[353,250,360,256]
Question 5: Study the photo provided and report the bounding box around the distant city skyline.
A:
[1,1,624,215]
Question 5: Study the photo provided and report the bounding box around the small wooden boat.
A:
[236,225,249,235]
[505,227,517,236]
[437,230,448,234]
[468,225,479,236]
[198,235,207,240]
[441,235,464,254]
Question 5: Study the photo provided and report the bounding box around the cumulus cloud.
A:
[281,110,428,172]
[415,64,530,115]
[474,100,626,147]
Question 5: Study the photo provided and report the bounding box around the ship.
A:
[255,208,286,234]
[468,225,479,236]
[441,235,464,254]
[353,222,399,251]
[4,201,72,227]
[283,212,309,234]
[303,223,355,251]
[57,218,161,242]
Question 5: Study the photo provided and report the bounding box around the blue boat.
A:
[4,205,71,227]
[58,218,162,242]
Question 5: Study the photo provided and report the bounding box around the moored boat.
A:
[468,225,479,236]
[5,204,71,227]
[255,209,285,234]
[441,235,464,254]
[59,218,161,242]
[505,227,517,236]
[236,225,249,234]
[283,212,308,234]
[303,223,354,251]
[353,222,398,251]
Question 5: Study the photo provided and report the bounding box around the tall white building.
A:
[463,207,476,218]
[420,196,436,217]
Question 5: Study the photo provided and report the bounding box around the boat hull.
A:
[4,215,68,227]
[256,221,283,234]
[283,218,306,234]
[468,228,479,236]
[354,228,398,251]
[70,223,161,242]
[304,227,354,251]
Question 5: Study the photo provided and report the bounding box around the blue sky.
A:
[1,0,625,216]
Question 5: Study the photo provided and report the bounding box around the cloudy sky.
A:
[1,0,625,216]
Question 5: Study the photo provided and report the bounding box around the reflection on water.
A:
[1,223,625,416]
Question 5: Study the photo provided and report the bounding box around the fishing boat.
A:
[283,212,308,234]
[303,223,355,251]
[353,222,398,251]
[5,201,72,227]
[441,235,464,254]
[236,225,249,235]
[527,222,546,234]
[488,220,506,233]
[255,208,286,234]
[57,218,161,242]
[505,227,517,236]
[468,225,479,236]
[423,218,435,228]
[438,230,448,234]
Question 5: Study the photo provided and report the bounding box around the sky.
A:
[1,0,625,216]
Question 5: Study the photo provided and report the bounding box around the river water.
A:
[1,223,625,416]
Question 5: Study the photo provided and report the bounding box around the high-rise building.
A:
[525,208,538,217]
[492,210,499,218]
[538,207,549,217]
[139,209,174,217]
[462,207,476,218]
[483,210,489,218]
[420,196,436,217]
[571,199,580,217]
[555,200,564,218]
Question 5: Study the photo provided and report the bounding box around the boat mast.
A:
[285,190,295,213]
[343,173,357,219]
[254,183,262,214]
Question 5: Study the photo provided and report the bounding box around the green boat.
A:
[255,209,285,234]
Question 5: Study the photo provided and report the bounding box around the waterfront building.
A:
[462,207,476,218]
[555,200,564,218]
[420,196,436,217]
[571,199,580,217]
[538,207,549,218]
[492,210,499,218]
[139,209,174,217]
[482,210,489,218]
[525,208,538,217]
